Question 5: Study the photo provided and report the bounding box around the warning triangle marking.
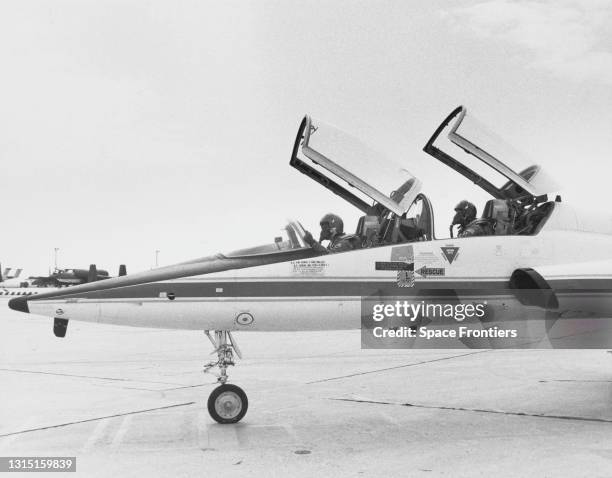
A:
[441,246,460,264]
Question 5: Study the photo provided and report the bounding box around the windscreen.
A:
[224,221,308,257]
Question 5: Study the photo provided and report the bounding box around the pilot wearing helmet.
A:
[451,200,493,238]
[304,213,357,253]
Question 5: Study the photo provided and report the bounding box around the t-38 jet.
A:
[9,106,612,424]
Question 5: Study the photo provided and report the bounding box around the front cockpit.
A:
[289,115,435,250]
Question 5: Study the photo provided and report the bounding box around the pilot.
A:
[450,200,477,237]
[304,213,356,253]
[451,200,493,238]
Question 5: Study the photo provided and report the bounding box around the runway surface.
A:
[1,308,611,477]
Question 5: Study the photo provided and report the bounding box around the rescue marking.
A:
[416,266,446,277]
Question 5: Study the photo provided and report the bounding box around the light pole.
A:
[54,248,59,271]
[155,250,160,268]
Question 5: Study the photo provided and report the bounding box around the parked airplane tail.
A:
[1,265,22,281]
[88,264,98,283]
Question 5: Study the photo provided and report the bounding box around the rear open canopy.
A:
[423,106,558,199]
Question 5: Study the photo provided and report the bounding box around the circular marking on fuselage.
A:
[236,312,254,326]
[56,308,64,315]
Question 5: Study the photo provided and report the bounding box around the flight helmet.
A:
[452,200,477,228]
[319,213,344,241]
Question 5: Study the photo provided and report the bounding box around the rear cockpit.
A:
[423,106,558,238]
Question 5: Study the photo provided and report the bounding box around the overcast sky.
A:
[1,0,611,276]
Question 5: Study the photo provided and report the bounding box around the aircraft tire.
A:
[207,384,248,424]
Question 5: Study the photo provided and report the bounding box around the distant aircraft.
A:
[8,106,612,424]
[29,267,111,288]
[1,265,52,297]
[2,264,127,298]
[0,265,25,288]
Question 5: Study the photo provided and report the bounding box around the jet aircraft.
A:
[29,267,112,287]
[2,264,126,300]
[9,106,612,424]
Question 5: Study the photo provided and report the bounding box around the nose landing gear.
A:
[204,330,248,424]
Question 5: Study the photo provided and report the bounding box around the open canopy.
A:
[423,106,558,199]
[290,115,422,216]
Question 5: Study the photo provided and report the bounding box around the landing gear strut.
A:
[203,330,248,424]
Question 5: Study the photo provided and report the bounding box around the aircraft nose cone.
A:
[8,296,29,313]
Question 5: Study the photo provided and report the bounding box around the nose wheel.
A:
[208,383,248,424]
[203,330,248,424]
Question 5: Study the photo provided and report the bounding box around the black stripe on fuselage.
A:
[20,280,505,301]
[19,277,612,302]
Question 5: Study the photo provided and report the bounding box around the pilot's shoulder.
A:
[459,219,493,237]
[340,233,359,241]
[333,234,360,250]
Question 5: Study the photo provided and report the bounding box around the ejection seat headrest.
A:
[482,199,507,219]
[482,199,512,235]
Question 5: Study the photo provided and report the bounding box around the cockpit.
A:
[423,106,558,238]
[226,107,558,259]
[286,108,557,251]
[289,116,436,251]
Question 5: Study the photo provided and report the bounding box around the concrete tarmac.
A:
[1,309,611,477]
